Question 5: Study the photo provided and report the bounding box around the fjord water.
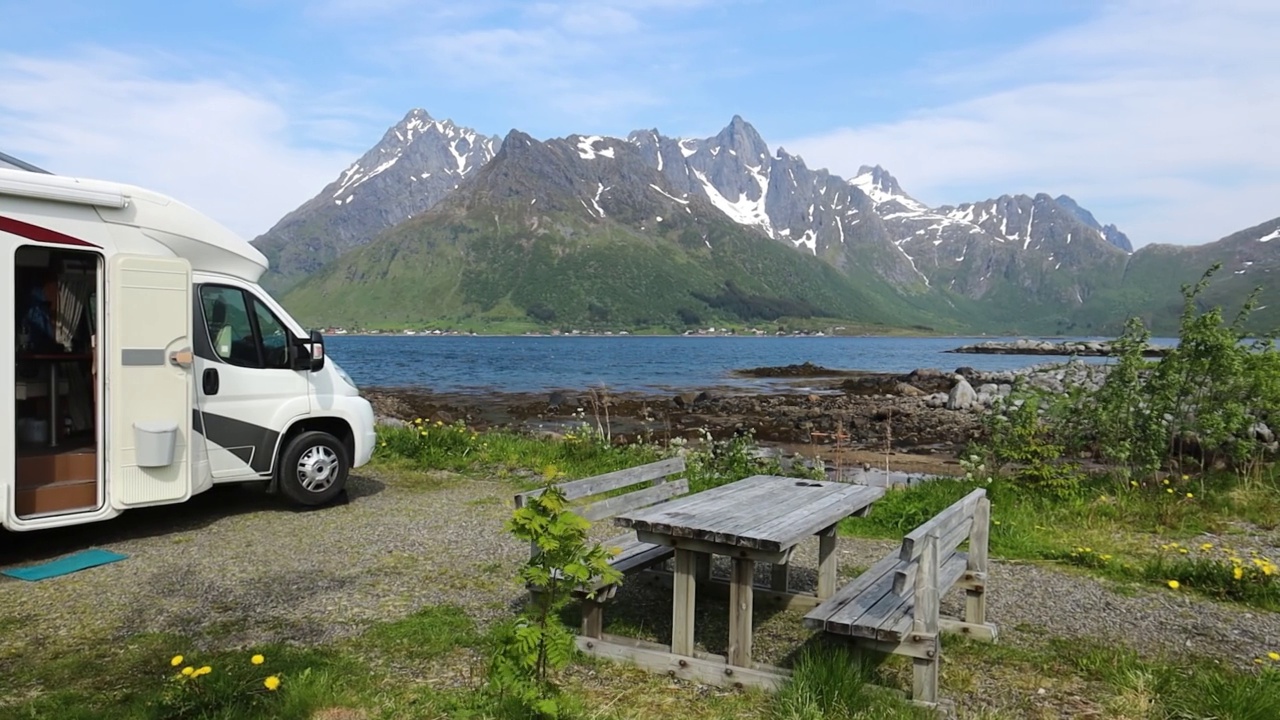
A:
[326,335,1166,395]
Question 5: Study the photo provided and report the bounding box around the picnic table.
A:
[603,474,885,684]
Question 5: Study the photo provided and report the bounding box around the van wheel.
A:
[278,431,348,506]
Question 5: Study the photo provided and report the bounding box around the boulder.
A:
[895,382,927,397]
[947,378,978,410]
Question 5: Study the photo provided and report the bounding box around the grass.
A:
[7,425,1278,718]
[373,419,667,487]
[6,600,1279,720]
[839,469,1280,611]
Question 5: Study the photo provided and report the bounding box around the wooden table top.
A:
[614,475,885,553]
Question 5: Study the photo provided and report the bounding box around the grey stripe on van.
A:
[121,348,166,366]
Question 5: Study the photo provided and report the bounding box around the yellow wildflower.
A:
[1101,554,1113,561]
[181,666,195,676]
[170,655,184,667]
[1167,580,1180,589]
[251,654,265,665]
[264,675,281,691]
[1182,474,1189,481]
[1163,478,1170,485]
[1234,566,1244,580]
[1179,548,1189,554]
[1270,652,1280,661]
[1201,543,1213,551]
[1166,488,1174,494]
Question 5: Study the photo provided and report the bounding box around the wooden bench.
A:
[513,456,689,637]
[802,487,997,708]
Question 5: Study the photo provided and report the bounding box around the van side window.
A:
[198,285,294,369]
[200,286,258,367]
[252,299,290,369]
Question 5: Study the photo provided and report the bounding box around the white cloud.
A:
[0,48,363,240]
[780,0,1280,247]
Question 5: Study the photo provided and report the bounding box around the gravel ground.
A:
[2,469,1277,679]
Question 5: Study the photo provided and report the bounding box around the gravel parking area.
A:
[2,469,1277,673]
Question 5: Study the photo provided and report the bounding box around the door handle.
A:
[202,368,220,396]
[169,347,193,368]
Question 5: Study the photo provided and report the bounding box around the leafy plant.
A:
[489,485,622,718]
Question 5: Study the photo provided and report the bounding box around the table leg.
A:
[671,549,697,656]
[728,557,754,667]
[818,524,838,600]
[770,562,788,592]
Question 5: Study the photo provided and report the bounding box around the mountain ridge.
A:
[257,109,1279,335]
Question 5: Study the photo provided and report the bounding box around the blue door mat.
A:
[1,548,128,581]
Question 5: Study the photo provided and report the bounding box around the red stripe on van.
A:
[0,214,99,247]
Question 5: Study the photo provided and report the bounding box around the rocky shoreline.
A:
[948,338,1170,357]
[363,358,1112,467]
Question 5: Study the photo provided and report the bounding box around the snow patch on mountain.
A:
[691,168,773,237]
[577,135,616,160]
[650,184,689,204]
[1258,227,1280,243]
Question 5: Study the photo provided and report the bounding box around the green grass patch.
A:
[374,419,666,486]
[839,470,1280,611]
[771,643,930,720]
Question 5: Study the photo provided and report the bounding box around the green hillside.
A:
[280,198,968,333]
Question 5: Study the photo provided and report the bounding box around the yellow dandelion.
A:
[1257,658,1266,664]
[251,654,265,665]
[1182,474,1189,481]
[1167,488,1174,494]
[1179,548,1189,554]
[264,675,281,691]
[170,655,184,667]
[1167,580,1180,589]
[1186,492,1194,499]
[1201,543,1213,551]
[1234,566,1244,580]
[1270,652,1280,661]
[1163,478,1170,485]
[181,666,195,676]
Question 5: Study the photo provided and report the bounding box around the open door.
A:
[107,254,194,508]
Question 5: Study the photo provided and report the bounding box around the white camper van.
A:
[1,160,376,532]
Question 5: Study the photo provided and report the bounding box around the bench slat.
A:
[898,488,985,563]
[581,478,689,522]
[802,550,903,630]
[514,457,686,505]
[823,560,902,634]
[892,518,972,594]
[875,552,970,643]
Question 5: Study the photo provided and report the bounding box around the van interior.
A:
[13,245,102,519]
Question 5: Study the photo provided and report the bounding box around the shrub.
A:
[488,484,621,718]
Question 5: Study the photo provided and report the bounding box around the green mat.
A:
[1,548,128,581]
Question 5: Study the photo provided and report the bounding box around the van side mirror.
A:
[293,330,325,372]
[307,330,325,372]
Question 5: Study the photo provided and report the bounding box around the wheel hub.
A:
[297,445,338,492]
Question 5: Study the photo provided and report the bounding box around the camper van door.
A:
[192,281,311,480]
[108,254,195,507]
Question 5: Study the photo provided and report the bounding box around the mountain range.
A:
[252,110,1280,336]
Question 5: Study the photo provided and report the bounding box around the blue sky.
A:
[1,0,1277,248]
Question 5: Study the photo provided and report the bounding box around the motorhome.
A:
[1,157,376,532]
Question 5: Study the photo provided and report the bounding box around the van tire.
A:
[277,430,349,506]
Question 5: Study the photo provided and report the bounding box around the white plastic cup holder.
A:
[133,421,178,467]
